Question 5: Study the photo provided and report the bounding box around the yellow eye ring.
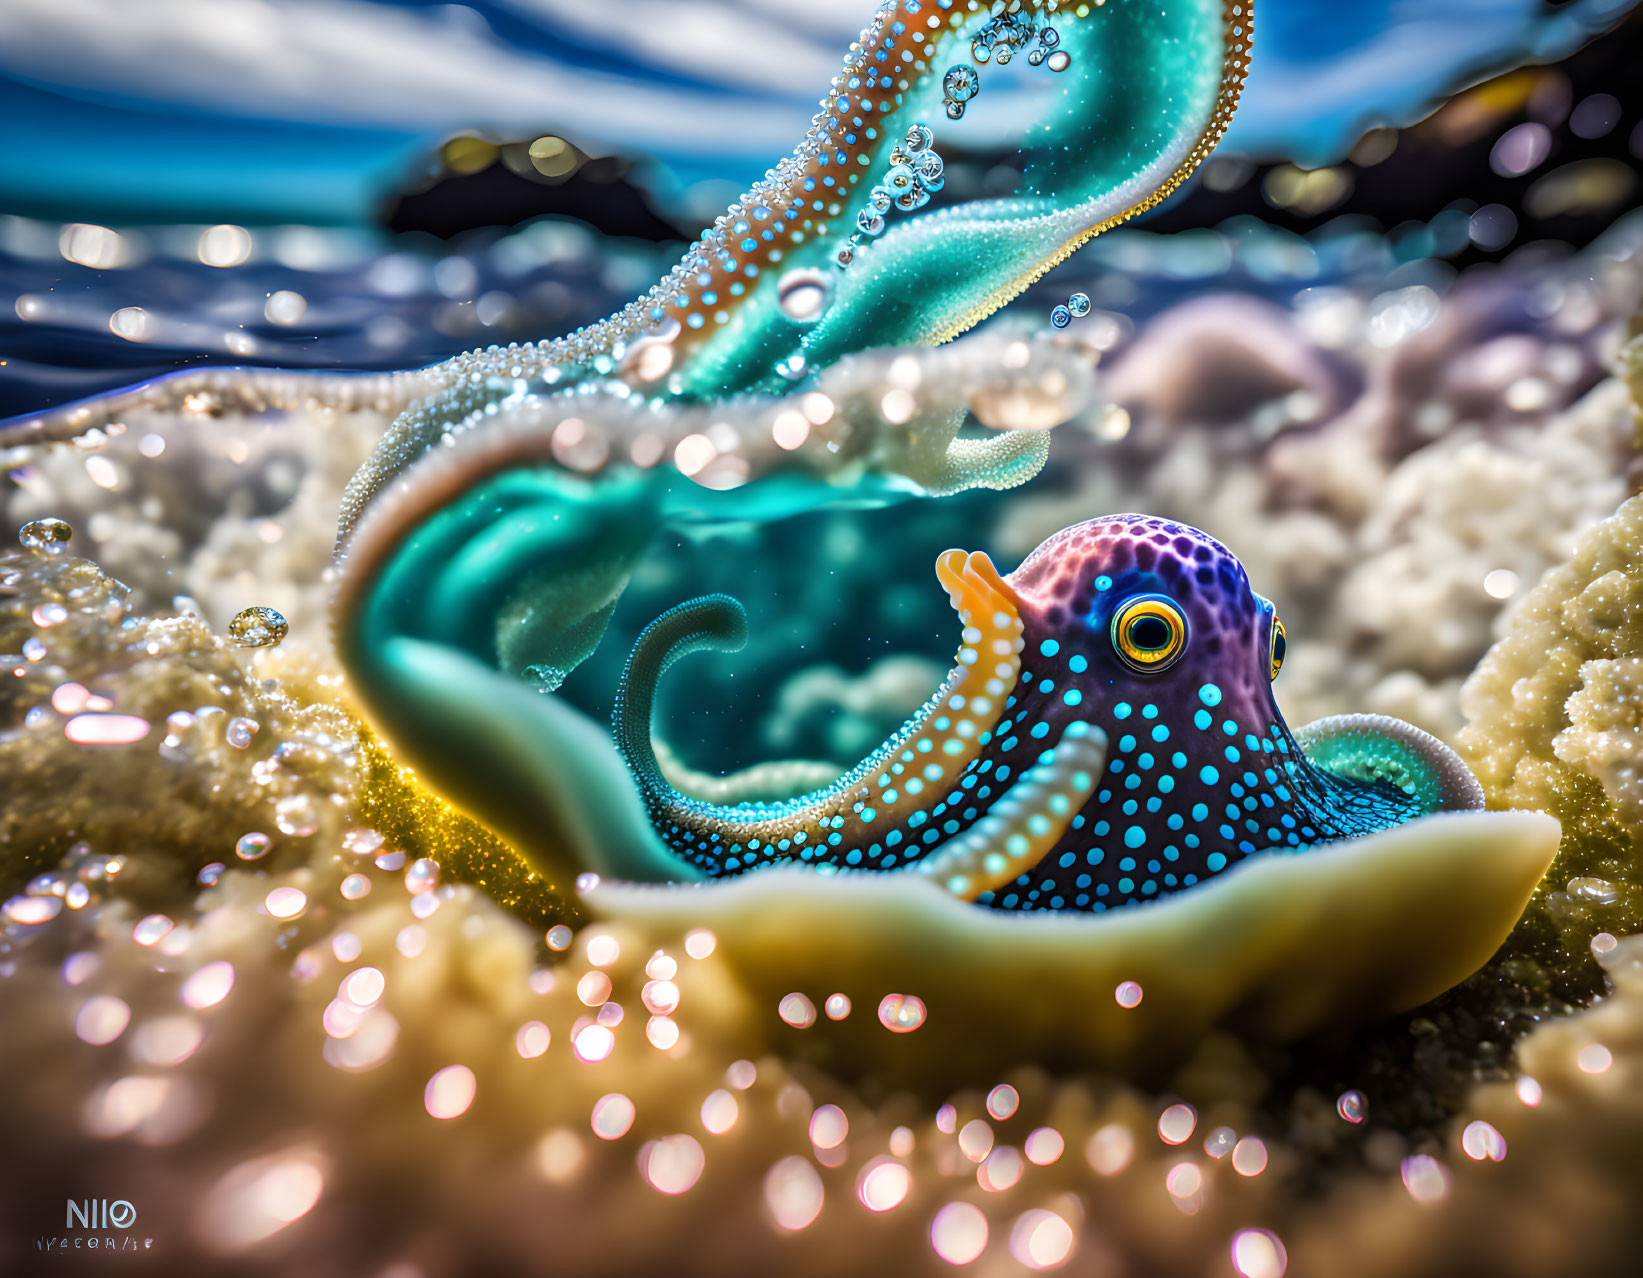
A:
[1269,612,1287,681]
[1110,595,1188,672]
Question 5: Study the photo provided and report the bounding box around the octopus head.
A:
[981,514,1485,911]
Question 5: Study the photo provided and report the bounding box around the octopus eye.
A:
[1110,595,1188,673]
[1270,612,1288,681]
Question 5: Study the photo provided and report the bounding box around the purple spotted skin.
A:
[979,514,1420,911]
[618,513,1427,911]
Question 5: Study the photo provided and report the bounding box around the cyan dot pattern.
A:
[621,517,1424,913]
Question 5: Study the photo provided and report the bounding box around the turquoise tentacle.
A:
[332,0,1254,883]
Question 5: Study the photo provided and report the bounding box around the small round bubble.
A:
[1050,305,1072,329]
[19,518,73,552]
[1068,292,1092,317]
[943,65,979,104]
[228,606,288,648]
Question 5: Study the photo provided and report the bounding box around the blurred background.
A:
[0,0,1638,417]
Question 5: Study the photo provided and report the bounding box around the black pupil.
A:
[1272,628,1287,665]
[1129,615,1171,652]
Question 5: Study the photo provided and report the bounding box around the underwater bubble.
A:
[1115,980,1144,1008]
[404,858,439,894]
[516,1021,550,1059]
[868,187,893,213]
[642,980,681,1016]
[235,832,272,861]
[1204,1127,1237,1158]
[573,1024,614,1063]
[778,993,817,1028]
[546,925,573,951]
[1400,1155,1450,1203]
[198,224,252,268]
[776,268,832,323]
[943,65,979,103]
[1461,1120,1507,1162]
[19,518,73,552]
[342,828,384,856]
[945,102,966,120]
[886,164,918,195]
[75,996,131,1046]
[580,970,615,1005]
[1050,306,1072,329]
[1231,1229,1288,1278]
[133,914,175,947]
[1568,876,1619,904]
[1592,932,1618,955]
[641,1134,704,1195]
[1516,1077,1544,1107]
[264,291,307,325]
[645,952,677,981]
[835,240,858,268]
[1025,1128,1065,1166]
[340,874,370,901]
[424,1065,476,1120]
[1490,122,1552,178]
[1337,1090,1368,1123]
[877,993,926,1033]
[591,1093,636,1140]
[1046,50,1071,72]
[274,796,319,838]
[647,1016,679,1050]
[225,717,259,749]
[905,123,934,154]
[1577,1044,1613,1074]
[228,606,288,648]
[181,961,235,1009]
[726,1060,756,1090]
[375,850,406,872]
[930,1201,988,1265]
[987,1085,1019,1121]
[856,210,886,237]
[1166,1162,1204,1213]
[1067,293,1091,317]
[1039,26,1061,48]
[684,928,716,959]
[823,993,851,1020]
[1028,48,1046,66]
[766,1156,824,1232]
[197,862,224,887]
[33,603,69,628]
[1009,1208,1074,1270]
[1158,1104,1198,1145]
[915,151,945,183]
[1232,1137,1269,1176]
[4,894,62,925]
[857,1159,911,1212]
[809,1104,848,1150]
[265,887,306,920]
[65,714,150,746]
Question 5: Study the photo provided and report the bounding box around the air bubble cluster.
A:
[837,124,947,268]
[1050,292,1093,328]
[228,606,289,648]
[944,14,1070,120]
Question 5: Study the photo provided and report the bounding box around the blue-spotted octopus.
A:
[314,0,1557,1072]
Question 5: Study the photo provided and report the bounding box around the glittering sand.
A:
[3,228,1643,1273]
